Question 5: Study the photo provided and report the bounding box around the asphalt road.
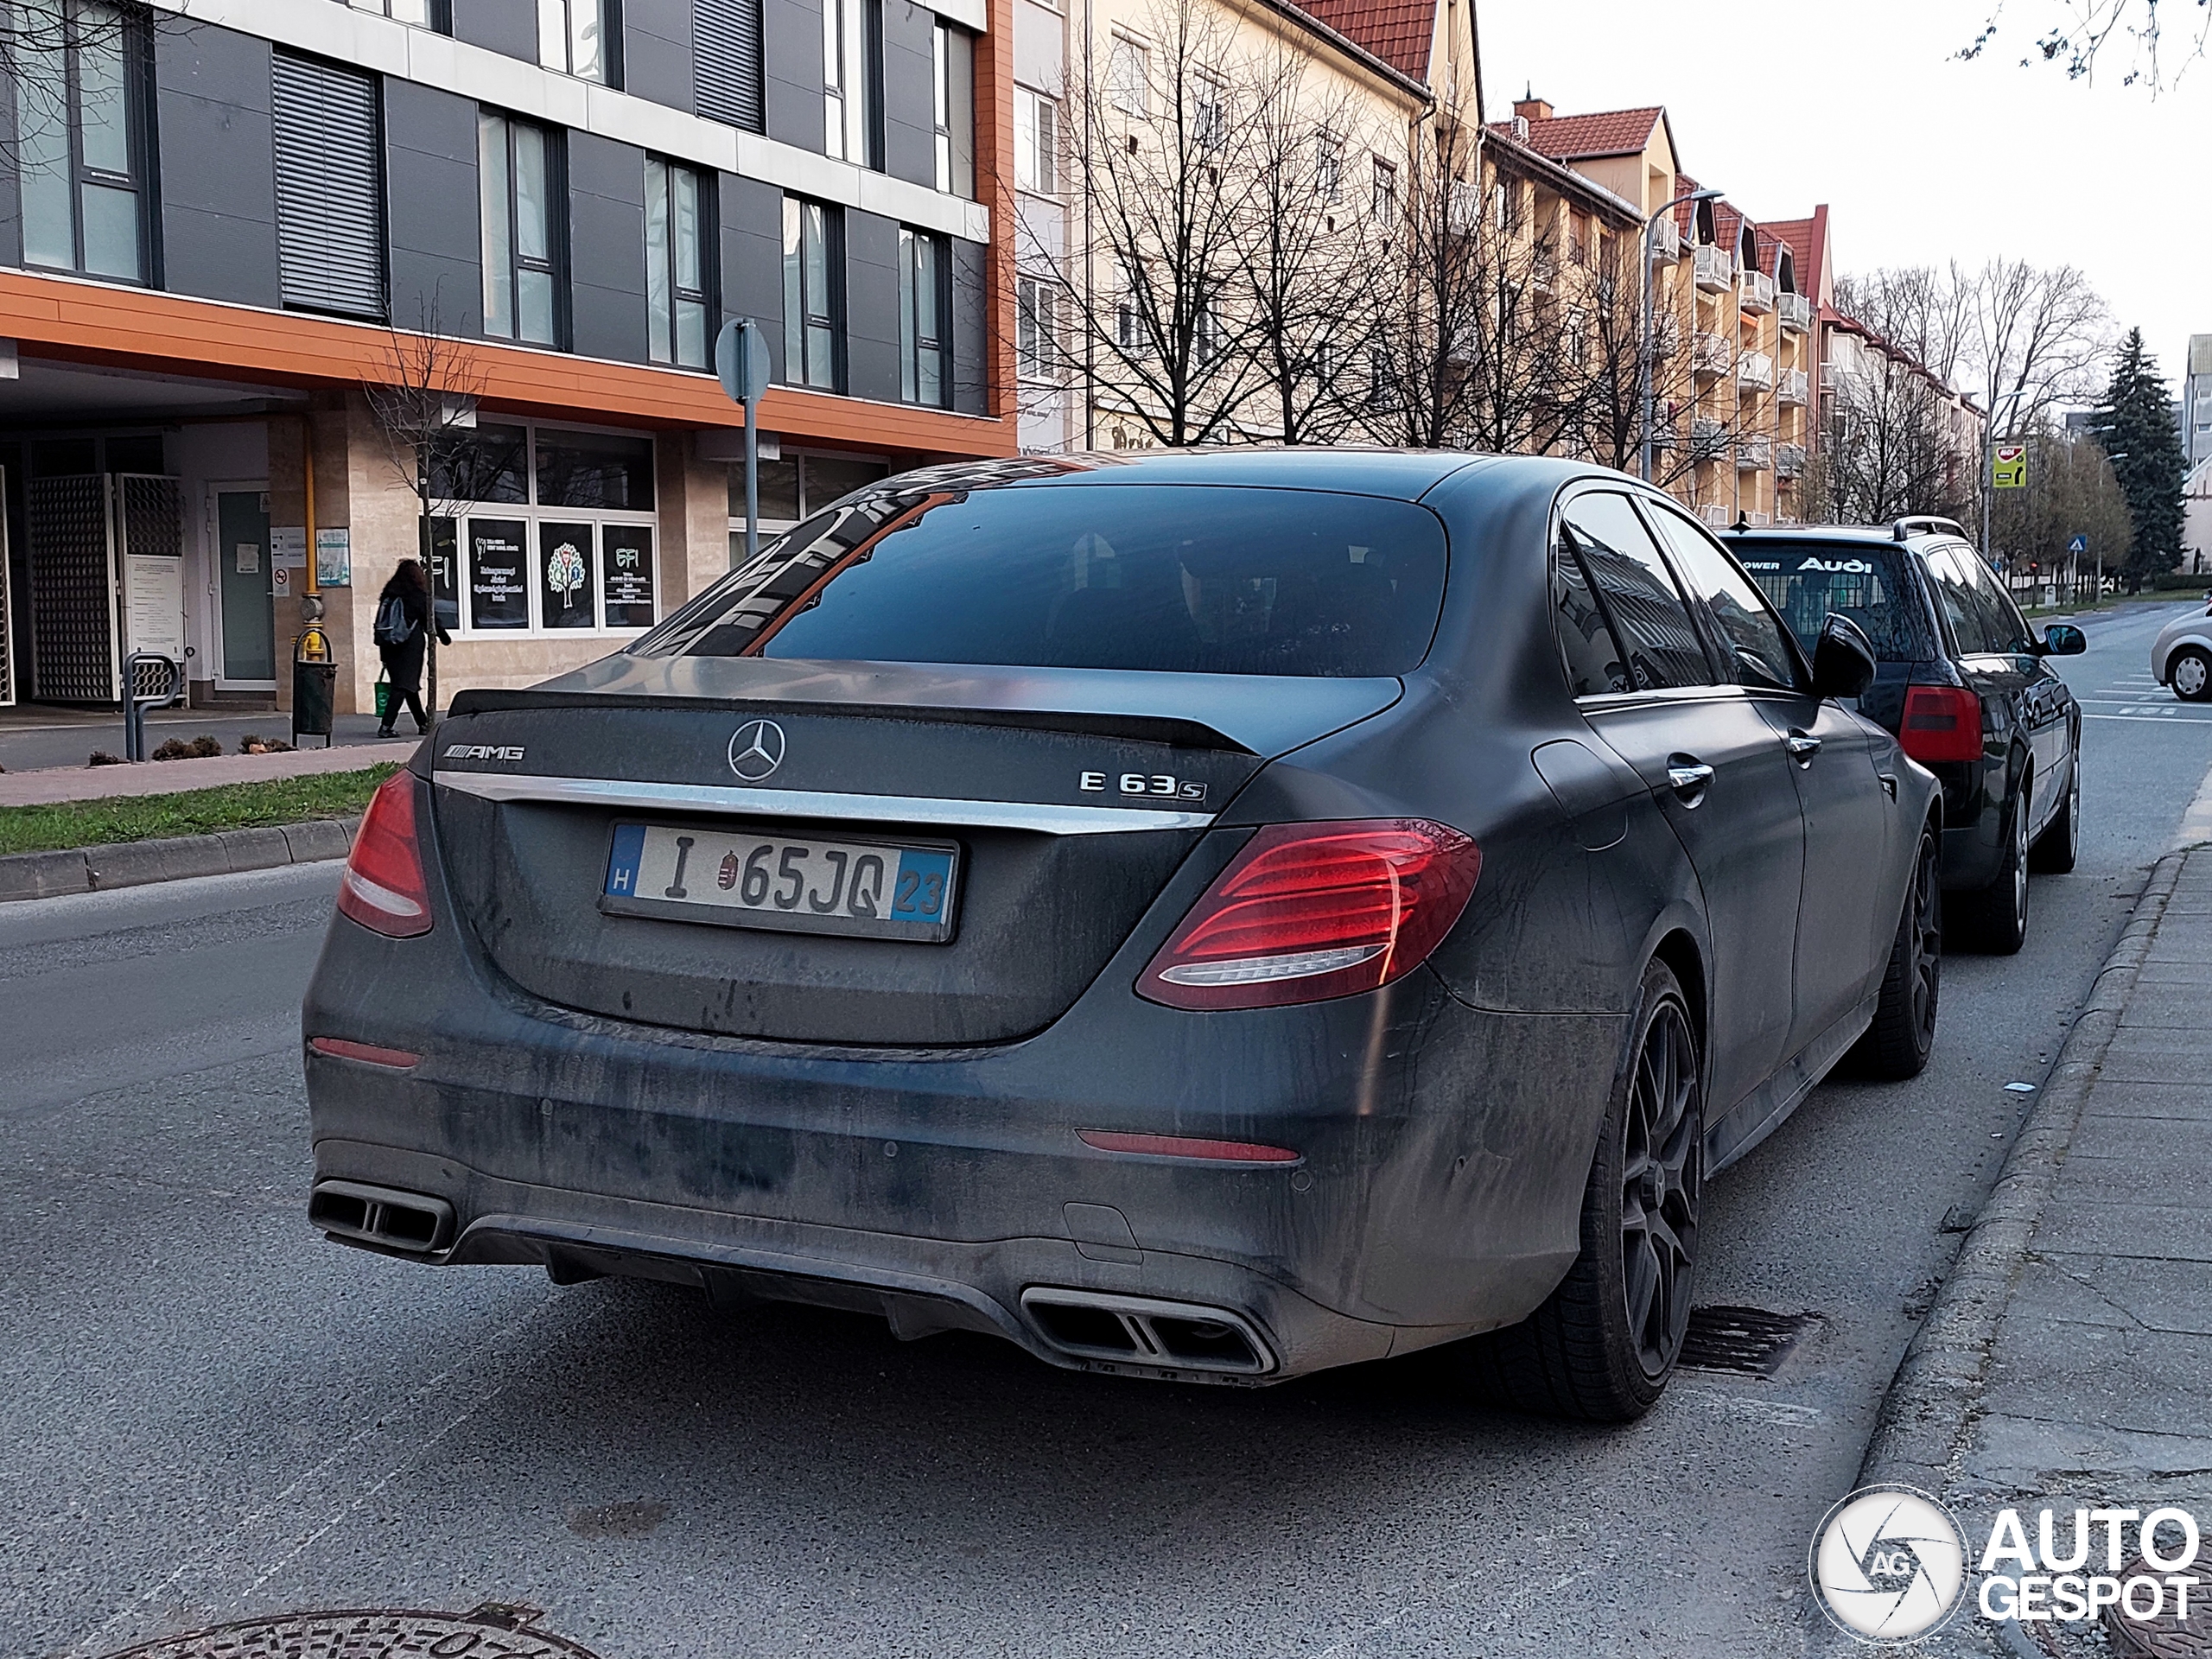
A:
[6,601,2210,1659]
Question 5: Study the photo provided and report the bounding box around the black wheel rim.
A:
[1910,836,1942,1043]
[1620,1001,1700,1380]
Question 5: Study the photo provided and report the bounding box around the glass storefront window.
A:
[536,429,655,510]
[432,423,530,505]
[468,518,531,629]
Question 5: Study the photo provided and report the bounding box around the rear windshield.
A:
[1736,542,1927,661]
[639,483,1449,677]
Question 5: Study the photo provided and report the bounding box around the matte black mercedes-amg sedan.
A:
[304,451,1941,1421]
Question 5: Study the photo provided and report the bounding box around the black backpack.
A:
[372,594,413,647]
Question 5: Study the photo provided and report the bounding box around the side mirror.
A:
[1811,613,1878,700]
[2038,623,2087,656]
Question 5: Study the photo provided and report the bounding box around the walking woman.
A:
[372,558,451,737]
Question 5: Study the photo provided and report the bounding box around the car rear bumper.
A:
[303,915,1624,1384]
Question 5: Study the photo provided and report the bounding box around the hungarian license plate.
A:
[600,823,960,942]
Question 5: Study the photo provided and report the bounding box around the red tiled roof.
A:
[1761,208,1830,302]
[1294,0,1434,79]
[1512,106,1662,160]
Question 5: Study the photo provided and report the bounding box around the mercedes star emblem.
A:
[728,718,787,781]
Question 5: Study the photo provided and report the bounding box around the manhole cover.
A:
[1677,1305,1821,1377]
[96,1606,605,1659]
[2106,1560,2212,1657]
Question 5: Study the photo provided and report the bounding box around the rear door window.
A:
[1953,545,2035,653]
[1553,528,1630,696]
[647,483,1449,678]
[1924,546,2002,655]
[1560,493,1715,690]
[1641,505,1802,692]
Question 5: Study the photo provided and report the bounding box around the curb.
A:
[0,817,358,904]
[1853,848,2188,1494]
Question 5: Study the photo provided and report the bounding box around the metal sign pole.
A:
[716,318,773,566]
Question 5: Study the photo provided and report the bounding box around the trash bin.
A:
[292,625,335,748]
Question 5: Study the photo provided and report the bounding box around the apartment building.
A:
[2183,334,2212,471]
[0,0,1013,715]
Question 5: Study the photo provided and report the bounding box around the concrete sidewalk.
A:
[0,736,418,809]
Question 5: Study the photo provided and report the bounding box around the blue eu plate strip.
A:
[890,848,954,924]
[605,823,647,897]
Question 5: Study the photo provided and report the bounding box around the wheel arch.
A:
[1649,928,1707,1071]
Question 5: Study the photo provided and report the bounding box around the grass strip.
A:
[0,765,397,856]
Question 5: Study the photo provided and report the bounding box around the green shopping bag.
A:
[374,671,391,721]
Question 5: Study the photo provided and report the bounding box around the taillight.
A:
[1138,819,1481,1011]
[1899,684,1984,765]
[337,771,434,938]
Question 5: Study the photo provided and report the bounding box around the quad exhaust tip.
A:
[309,1179,454,1255]
[1020,1287,1274,1376]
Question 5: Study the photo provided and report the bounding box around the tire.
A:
[2030,744,2081,874]
[1849,825,1942,1080]
[1957,767,2031,955]
[1452,959,1702,1422]
[2173,646,2212,702]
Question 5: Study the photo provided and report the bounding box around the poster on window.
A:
[428,518,461,634]
[538,523,596,628]
[601,525,656,629]
[469,518,530,629]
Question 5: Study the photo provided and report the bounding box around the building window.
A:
[16,0,149,283]
[646,156,714,369]
[899,226,949,407]
[350,0,449,23]
[1116,293,1143,354]
[823,0,882,166]
[480,111,564,348]
[782,195,842,391]
[1315,131,1341,202]
[1014,87,1058,194]
[1192,77,1225,152]
[1016,274,1057,382]
[432,422,660,637]
[1108,37,1147,119]
[695,0,765,132]
[1370,157,1396,221]
[538,0,614,83]
[272,52,386,321]
[933,23,973,196]
[727,451,889,556]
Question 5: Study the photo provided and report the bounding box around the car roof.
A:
[1728,524,1961,553]
[875,447,1521,505]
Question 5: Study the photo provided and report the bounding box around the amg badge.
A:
[443,744,527,762]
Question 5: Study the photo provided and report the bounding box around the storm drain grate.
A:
[1678,1305,1821,1377]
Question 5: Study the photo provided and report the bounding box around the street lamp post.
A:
[1641,188,1723,483]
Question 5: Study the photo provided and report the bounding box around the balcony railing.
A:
[1447,181,1484,235]
[1531,252,1557,295]
[1697,502,1732,530]
[1693,244,1733,293]
[1819,361,1840,392]
[1690,416,1726,451]
[1777,291,1813,333]
[1649,216,1681,263]
[1745,509,1771,527]
[1693,332,1732,376]
[1737,435,1773,471]
[1777,366,1809,406]
[1777,442,1808,478]
[1738,269,1776,314]
[1736,349,1774,391]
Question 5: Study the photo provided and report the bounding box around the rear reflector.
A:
[308,1036,422,1070]
[1137,818,1480,1010]
[1077,1130,1300,1163]
[1900,684,1984,765]
[337,771,434,938]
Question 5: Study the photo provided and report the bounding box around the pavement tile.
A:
[1980,1319,2212,1439]
[2014,1252,2212,1335]
[2117,988,2212,1027]
[2082,1082,2209,1119]
[2133,960,2212,985]
[2031,1198,2212,1262]
[1962,1411,2212,1508]
[2068,1112,2212,1165]
[2092,1051,2212,1087]
[2101,1026,2211,1054]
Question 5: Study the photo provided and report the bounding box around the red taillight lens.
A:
[336,771,434,938]
[1899,684,1984,765]
[1138,819,1481,1011]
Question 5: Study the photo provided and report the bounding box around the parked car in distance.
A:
[305,451,1941,1424]
[2152,594,2212,702]
[1730,517,2085,954]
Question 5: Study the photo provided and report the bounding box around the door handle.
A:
[1666,760,1715,803]
[1785,730,1821,764]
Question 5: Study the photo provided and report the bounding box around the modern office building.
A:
[0,0,1014,713]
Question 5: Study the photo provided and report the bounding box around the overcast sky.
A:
[1478,0,2209,399]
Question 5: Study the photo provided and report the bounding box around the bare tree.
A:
[1819,340,1976,524]
[1989,423,2134,594]
[1961,0,2208,87]
[1834,264,1976,388]
[1230,47,1374,442]
[1046,0,1262,447]
[1965,258,2113,437]
[363,297,494,718]
[1573,234,1739,488]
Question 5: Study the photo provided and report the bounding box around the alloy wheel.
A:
[2010,792,2030,929]
[1909,836,1942,1045]
[1619,1001,1701,1380]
